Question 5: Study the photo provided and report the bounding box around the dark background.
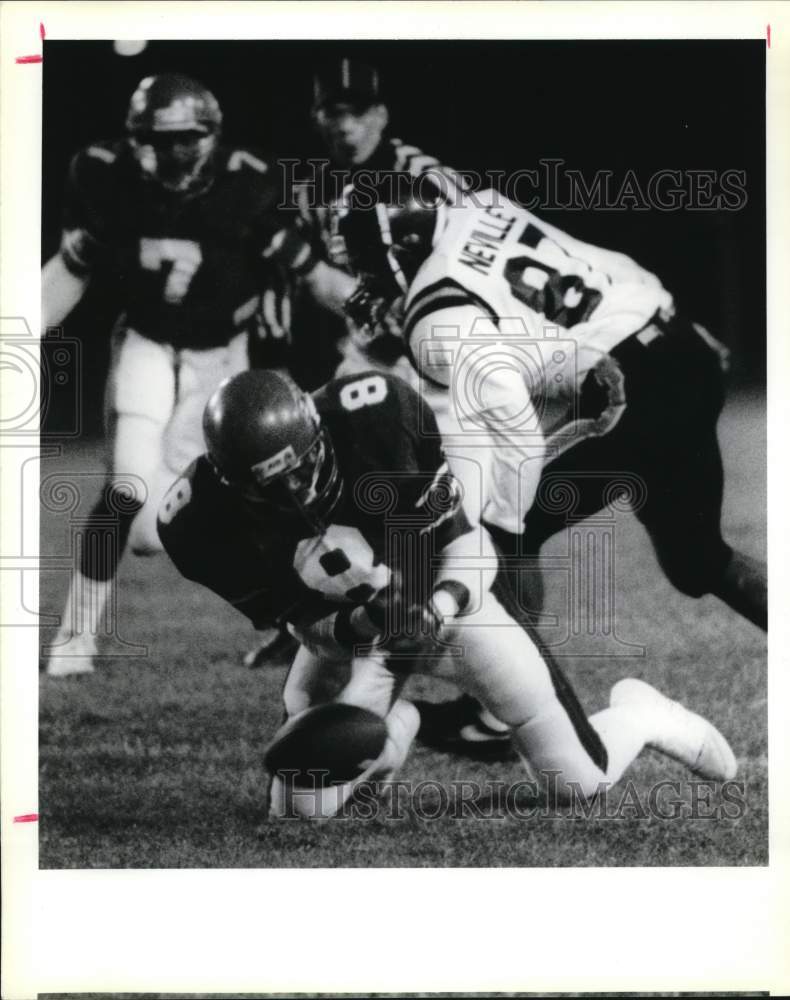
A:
[42,39,765,433]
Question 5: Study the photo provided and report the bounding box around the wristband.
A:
[333,605,381,648]
[432,579,471,617]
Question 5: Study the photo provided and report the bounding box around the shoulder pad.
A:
[69,141,127,190]
[85,144,117,165]
[225,148,270,174]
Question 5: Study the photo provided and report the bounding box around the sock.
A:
[52,569,112,654]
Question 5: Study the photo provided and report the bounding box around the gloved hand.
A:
[343,276,405,362]
[338,570,443,654]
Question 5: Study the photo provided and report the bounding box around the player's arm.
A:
[262,222,354,319]
[43,149,111,331]
[157,462,289,630]
[42,252,90,331]
[287,600,382,659]
[302,259,356,317]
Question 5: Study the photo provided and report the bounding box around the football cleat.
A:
[459,704,512,744]
[416,694,513,757]
[44,631,97,677]
[610,678,737,781]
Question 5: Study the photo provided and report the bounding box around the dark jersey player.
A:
[157,369,738,819]
[243,58,469,669]
[43,74,344,676]
[158,369,471,631]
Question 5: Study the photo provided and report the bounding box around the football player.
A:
[157,369,737,819]
[43,73,348,676]
[242,57,469,668]
[337,182,767,638]
[290,57,467,382]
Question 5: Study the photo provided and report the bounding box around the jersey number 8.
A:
[339,374,388,411]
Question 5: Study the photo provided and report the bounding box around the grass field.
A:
[38,390,767,868]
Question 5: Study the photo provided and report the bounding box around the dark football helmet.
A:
[203,370,343,524]
[337,178,447,296]
[125,74,222,195]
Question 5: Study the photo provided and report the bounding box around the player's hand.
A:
[353,571,440,653]
[344,276,405,345]
[368,576,444,653]
[384,596,444,654]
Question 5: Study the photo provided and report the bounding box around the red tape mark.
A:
[767,24,771,48]
[16,23,45,62]
[13,813,39,823]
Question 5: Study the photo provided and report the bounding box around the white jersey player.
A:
[399,188,674,531]
[338,181,766,645]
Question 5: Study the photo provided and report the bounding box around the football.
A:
[263,702,388,787]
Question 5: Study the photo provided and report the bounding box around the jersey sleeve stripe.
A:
[403,293,478,344]
[403,277,499,340]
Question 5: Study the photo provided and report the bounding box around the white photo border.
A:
[2,2,789,996]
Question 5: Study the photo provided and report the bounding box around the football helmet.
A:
[337,178,447,295]
[203,370,343,523]
[126,74,222,195]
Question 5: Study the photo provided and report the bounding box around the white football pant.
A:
[106,326,249,554]
[271,588,725,816]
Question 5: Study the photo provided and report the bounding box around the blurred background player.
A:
[289,57,467,384]
[43,73,344,677]
[158,370,738,819]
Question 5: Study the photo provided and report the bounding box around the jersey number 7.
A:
[140,238,202,304]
